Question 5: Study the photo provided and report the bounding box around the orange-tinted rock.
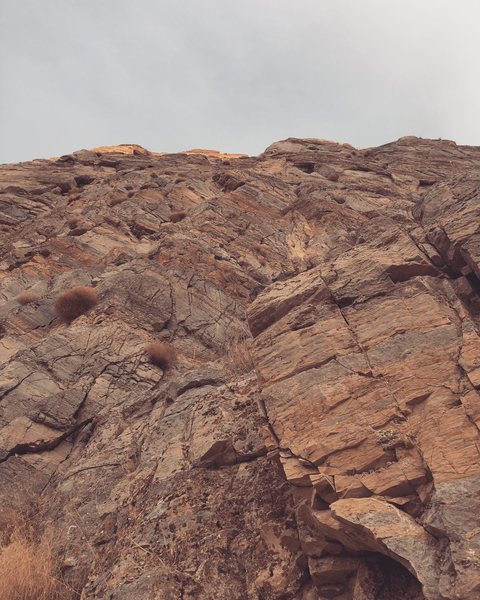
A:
[1,136,480,599]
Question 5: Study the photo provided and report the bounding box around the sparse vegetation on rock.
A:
[1,137,480,599]
[16,291,40,305]
[0,509,74,600]
[145,342,176,370]
[170,210,187,223]
[54,285,97,322]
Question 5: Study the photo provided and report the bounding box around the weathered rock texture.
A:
[0,137,479,599]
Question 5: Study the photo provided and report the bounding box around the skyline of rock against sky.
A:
[1,0,480,162]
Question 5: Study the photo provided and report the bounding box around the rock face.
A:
[0,137,479,599]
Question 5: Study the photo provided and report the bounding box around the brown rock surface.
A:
[0,136,479,599]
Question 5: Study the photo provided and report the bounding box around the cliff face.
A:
[0,137,479,600]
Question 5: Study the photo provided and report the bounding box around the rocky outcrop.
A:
[0,136,479,599]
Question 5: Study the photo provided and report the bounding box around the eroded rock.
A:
[0,136,480,598]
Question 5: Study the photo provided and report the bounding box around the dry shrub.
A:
[145,342,176,370]
[16,291,40,305]
[0,508,75,600]
[226,338,255,375]
[0,535,73,599]
[170,210,187,223]
[54,286,97,322]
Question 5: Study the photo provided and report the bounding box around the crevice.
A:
[256,393,280,445]
[263,353,341,386]
[466,270,480,296]
[294,162,315,174]
[175,377,223,399]
[234,446,268,464]
[385,262,439,283]
[0,373,33,402]
[0,416,93,465]
[412,210,480,320]
[62,461,122,481]
[256,394,319,470]
[194,444,268,469]
[277,447,319,470]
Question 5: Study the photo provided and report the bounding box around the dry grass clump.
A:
[0,534,71,599]
[54,286,97,323]
[170,210,187,223]
[16,291,40,305]
[145,342,176,370]
[0,508,74,600]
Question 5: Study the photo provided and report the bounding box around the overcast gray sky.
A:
[1,0,479,163]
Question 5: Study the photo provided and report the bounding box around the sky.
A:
[1,0,480,163]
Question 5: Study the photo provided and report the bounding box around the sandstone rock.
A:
[0,136,480,598]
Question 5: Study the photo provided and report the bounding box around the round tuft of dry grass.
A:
[145,342,176,370]
[54,286,97,323]
[170,210,187,223]
[16,291,40,305]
